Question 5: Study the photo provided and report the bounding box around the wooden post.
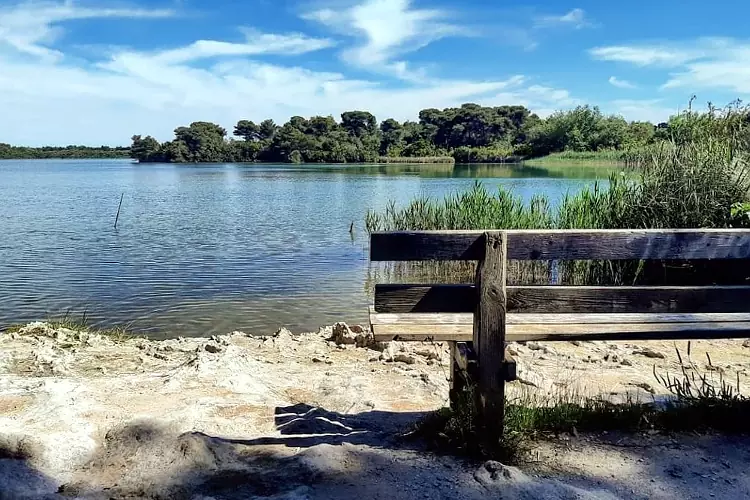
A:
[473,231,507,445]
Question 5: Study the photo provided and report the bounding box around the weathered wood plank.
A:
[473,232,507,440]
[374,284,475,313]
[374,285,750,314]
[370,309,750,325]
[506,286,750,313]
[371,321,750,342]
[370,231,484,261]
[369,229,750,261]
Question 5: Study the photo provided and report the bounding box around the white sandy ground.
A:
[2,322,750,499]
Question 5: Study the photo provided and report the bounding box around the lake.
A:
[0,160,609,338]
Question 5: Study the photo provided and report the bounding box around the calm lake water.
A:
[0,160,609,338]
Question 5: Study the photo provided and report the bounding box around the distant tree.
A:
[171,122,228,162]
[258,119,279,141]
[379,118,405,156]
[233,120,260,141]
[130,135,162,162]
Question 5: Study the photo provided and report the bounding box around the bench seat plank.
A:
[370,308,750,342]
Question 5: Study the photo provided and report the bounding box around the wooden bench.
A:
[368,229,750,440]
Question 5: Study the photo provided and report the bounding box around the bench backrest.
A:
[371,229,750,317]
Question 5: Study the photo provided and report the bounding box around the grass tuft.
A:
[3,309,134,343]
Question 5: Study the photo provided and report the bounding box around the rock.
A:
[527,341,544,351]
[526,341,556,356]
[379,343,399,362]
[312,357,324,363]
[743,339,750,348]
[354,333,370,349]
[634,347,665,359]
[210,335,231,346]
[569,340,584,347]
[393,354,416,365]
[604,353,620,363]
[204,344,222,354]
[631,382,655,394]
[329,322,356,345]
[473,461,528,487]
[368,356,380,362]
[274,327,294,338]
[620,358,633,366]
[329,322,376,349]
[414,349,439,361]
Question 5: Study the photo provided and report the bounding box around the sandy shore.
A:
[2,321,750,499]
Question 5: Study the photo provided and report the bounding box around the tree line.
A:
[130,104,672,164]
[0,144,130,160]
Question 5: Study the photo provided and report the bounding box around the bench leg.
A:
[449,342,463,407]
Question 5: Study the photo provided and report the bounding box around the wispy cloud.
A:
[608,76,638,89]
[0,0,174,61]
[303,0,470,80]
[535,8,590,30]
[590,45,700,67]
[126,29,336,65]
[591,38,750,95]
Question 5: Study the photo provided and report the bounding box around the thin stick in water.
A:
[114,193,124,229]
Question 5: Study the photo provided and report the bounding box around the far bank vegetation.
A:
[130,103,673,165]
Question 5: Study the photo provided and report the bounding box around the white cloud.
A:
[535,8,590,30]
[303,0,469,80]
[591,38,750,95]
[0,0,174,61]
[608,76,638,89]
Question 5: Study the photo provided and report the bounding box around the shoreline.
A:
[3,320,750,498]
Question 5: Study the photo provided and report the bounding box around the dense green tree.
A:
[379,119,405,156]
[624,121,656,147]
[233,120,260,142]
[172,122,228,162]
[258,119,279,141]
[130,135,162,162]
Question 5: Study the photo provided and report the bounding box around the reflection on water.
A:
[0,160,609,337]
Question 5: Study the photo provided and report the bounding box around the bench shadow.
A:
[11,408,750,499]
[0,441,61,500]
[217,403,430,449]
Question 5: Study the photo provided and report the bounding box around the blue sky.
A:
[1,0,749,146]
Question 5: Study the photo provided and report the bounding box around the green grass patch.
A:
[522,150,627,167]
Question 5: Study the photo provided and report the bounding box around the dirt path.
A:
[2,322,750,499]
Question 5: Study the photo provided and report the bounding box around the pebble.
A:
[635,347,666,359]
[393,354,416,365]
